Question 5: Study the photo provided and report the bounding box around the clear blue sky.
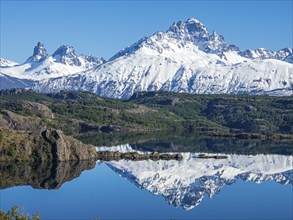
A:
[0,0,292,63]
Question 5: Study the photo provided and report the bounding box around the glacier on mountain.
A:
[1,18,292,98]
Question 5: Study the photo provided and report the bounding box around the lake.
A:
[1,135,292,219]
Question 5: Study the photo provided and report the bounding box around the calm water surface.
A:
[1,136,292,219]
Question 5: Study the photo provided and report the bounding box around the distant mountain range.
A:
[1,18,292,98]
[98,144,293,210]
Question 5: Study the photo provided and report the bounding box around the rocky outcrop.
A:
[41,129,97,161]
[0,99,54,133]
[0,129,97,162]
[21,100,55,119]
[0,99,97,162]
[1,99,54,120]
[0,110,44,132]
[0,160,96,190]
[96,151,183,161]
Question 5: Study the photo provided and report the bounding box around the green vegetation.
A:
[0,131,55,162]
[130,91,293,136]
[1,89,293,140]
[0,206,40,220]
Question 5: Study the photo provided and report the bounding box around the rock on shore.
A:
[0,129,97,162]
[96,151,183,161]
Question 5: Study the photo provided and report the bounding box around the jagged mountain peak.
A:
[186,17,202,24]
[204,30,239,54]
[26,42,48,63]
[240,47,293,62]
[206,30,225,50]
[275,47,293,60]
[0,42,104,82]
[78,54,106,69]
[111,18,291,62]
[51,45,105,68]
[167,17,209,41]
[31,17,292,98]
[110,18,211,60]
[1,19,293,95]
[241,48,277,60]
[278,47,292,54]
[52,45,81,66]
[110,18,239,61]
[210,30,224,41]
[52,45,76,57]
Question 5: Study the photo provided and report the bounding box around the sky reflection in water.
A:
[1,142,292,219]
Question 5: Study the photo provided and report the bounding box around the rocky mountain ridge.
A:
[1,18,292,98]
[0,42,105,81]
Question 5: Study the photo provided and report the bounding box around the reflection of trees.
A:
[0,160,96,190]
[78,131,293,155]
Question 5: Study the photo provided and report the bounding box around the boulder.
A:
[41,129,97,161]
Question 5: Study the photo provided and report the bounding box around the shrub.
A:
[0,206,40,220]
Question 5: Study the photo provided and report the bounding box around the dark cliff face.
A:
[0,160,96,190]
[25,42,49,63]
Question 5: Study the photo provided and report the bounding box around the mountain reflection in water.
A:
[99,144,293,210]
[0,160,96,190]
[1,143,292,212]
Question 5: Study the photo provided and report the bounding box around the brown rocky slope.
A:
[0,101,97,162]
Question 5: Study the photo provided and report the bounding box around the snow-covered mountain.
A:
[33,18,293,98]
[0,58,19,67]
[1,18,293,97]
[98,144,293,210]
[0,73,35,89]
[241,47,293,61]
[0,42,105,84]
